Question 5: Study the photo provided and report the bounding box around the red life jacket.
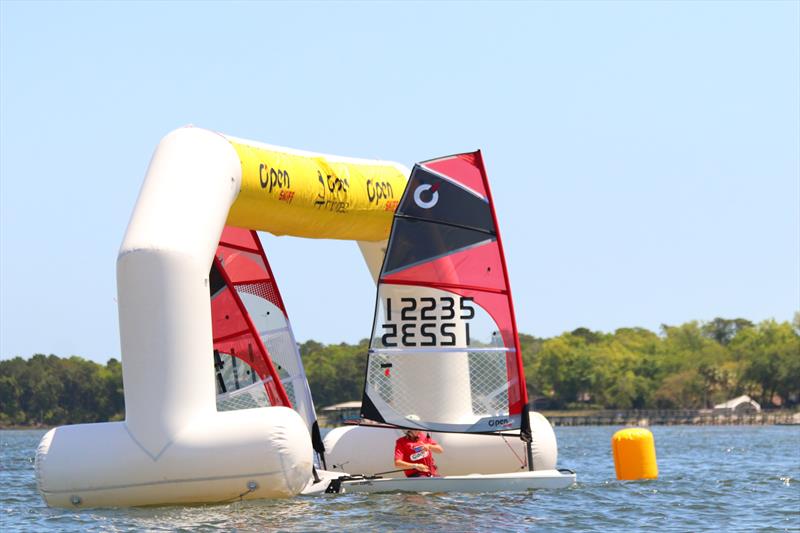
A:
[394,434,439,477]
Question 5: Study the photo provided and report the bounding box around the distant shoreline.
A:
[314,408,800,428]
[539,408,800,427]
[5,409,799,431]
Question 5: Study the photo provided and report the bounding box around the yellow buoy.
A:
[612,428,658,480]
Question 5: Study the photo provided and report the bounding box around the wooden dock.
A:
[540,409,800,427]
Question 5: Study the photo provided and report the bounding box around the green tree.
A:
[659,322,729,407]
[0,372,22,425]
[702,317,753,345]
[302,339,369,409]
[731,320,800,406]
[529,333,607,408]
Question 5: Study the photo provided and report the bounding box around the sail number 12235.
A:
[380,296,474,347]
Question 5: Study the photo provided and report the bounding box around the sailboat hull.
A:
[333,470,575,494]
[324,412,559,477]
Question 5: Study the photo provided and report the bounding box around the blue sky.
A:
[1,1,798,363]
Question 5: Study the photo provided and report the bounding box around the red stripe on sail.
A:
[422,152,488,198]
[473,150,528,413]
[212,227,292,408]
[382,240,507,293]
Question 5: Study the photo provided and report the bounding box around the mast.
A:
[474,151,534,471]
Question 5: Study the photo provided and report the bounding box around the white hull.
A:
[301,469,348,495]
[305,470,576,495]
[324,412,560,477]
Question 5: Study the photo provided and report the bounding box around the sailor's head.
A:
[404,414,422,439]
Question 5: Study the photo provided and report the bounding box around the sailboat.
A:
[210,226,327,468]
[322,151,575,493]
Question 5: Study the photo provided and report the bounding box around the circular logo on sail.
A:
[413,183,439,209]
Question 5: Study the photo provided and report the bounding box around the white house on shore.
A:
[713,395,761,415]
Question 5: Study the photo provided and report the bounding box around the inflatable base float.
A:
[36,407,312,508]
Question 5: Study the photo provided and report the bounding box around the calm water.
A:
[2,426,798,532]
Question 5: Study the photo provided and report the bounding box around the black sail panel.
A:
[383,218,494,276]
[397,166,495,233]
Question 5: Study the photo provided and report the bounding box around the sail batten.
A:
[374,278,509,296]
[227,277,273,286]
[213,328,260,344]
[394,214,496,236]
[361,151,529,436]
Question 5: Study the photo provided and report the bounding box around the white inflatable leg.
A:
[36,127,311,507]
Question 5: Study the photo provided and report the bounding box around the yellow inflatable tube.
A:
[225,136,409,241]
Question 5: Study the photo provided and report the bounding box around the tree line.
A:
[523,317,799,410]
[0,355,124,427]
[1,316,798,427]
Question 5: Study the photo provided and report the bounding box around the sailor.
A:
[394,423,444,478]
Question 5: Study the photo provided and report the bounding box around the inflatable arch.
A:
[35,127,409,507]
[35,127,562,507]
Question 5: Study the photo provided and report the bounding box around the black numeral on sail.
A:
[381,324,398,347]
[420,297,436,320]
[420,323,437,346]
[441,323,456,346]
[401,324,417,346]
[380,296,476,347]
[460,297,475,319]
[441,297,455,320]
[400,298,417,320]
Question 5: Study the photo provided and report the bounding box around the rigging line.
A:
[501,434,528,470]
[213,483,258,504]
[344,419,525,438]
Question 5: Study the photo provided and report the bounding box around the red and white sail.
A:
[361,152,530,436]
[211,226,325,457]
